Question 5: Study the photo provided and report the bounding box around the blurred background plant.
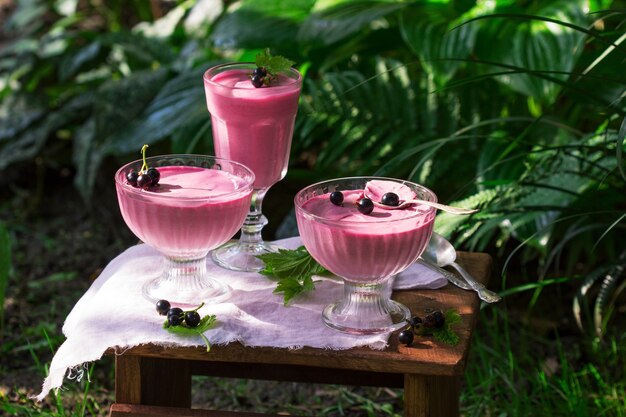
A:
[0,0,624,415]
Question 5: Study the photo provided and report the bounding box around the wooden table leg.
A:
[404,374,460,417]
[115,355,191,408]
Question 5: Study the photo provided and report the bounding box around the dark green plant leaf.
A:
[298,1,406,46]
[59,40,102,81]
[400,3,479,86]
[73,68,170,200]
[470,3,588,104]
[0,222,10,332]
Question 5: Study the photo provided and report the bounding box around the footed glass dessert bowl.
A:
[295,177,437,335]
[115,154,254,307]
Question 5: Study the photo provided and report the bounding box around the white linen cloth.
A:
[36,237,445,400]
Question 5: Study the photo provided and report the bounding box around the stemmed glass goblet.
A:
[203,62,302,272]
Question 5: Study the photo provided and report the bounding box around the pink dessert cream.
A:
[296,180,436,282]
[203,66,302,190]
[117,166,253,259]
[295,177,437,334]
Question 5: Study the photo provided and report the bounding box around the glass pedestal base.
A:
[211,241,280,273]
[322,278,410,335]
[142,256,231,308]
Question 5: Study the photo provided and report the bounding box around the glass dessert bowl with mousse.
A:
[115,153,254,307]
[295,177,437,335]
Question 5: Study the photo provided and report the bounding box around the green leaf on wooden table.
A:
[163,314,217,352]
[257,246,329,305]
[415,309,462,346]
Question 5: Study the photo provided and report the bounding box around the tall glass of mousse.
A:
[115,155,254,307]
[204,62,302,272]
[295,177,437,335]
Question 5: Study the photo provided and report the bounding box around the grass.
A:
[1,306,624,417]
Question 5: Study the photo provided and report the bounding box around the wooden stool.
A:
[108,251,492,417]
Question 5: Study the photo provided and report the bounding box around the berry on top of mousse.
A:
[329,191,344,206]
[381,192,400,207]
[356,197,374,215]
[250,48,295,88]
[126,144,160,190]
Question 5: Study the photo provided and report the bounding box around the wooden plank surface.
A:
[109,403,304,417]
[108,252,492,377]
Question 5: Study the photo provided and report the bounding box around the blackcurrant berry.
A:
[126,170,139,186]
[329,191,344,206]
[252,67,267,78]
[251,74,264,88]
[423,310,445,329]
[185,311,201,327]
[381,192,400,207]
[156,299,171,316]
[137,173,153,189]
[357,198,374,215]
[146,167,160,185]
[398,329,414,345]
[431,310,445,328]
[167,307,184,326]
[409,316,422,327]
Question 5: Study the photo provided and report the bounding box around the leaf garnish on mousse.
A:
[253,48,295,87]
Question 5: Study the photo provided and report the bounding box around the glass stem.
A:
[164,256,208,290]
[238,189,268,245]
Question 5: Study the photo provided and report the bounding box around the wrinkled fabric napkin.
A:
[36,237,445,400]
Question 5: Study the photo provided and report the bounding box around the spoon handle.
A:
[417,259,472,290]
[450,261,502,303]
[413,201,478,215]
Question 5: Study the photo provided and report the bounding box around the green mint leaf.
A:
[254,48,295,79]
[163,314,217,352]
[255,48,272,69]
[257,246,327,279]
[257,246,327,304]
[274,275,315,305]
[413,309,462,346]
[432,326,460,346]
[444,309,462,326]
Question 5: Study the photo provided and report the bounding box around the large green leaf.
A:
[473,2,588,105]
[0,222,10,332]
[211,0,314,51]
[0,93,92,170]
[73,68,170,200]
[400,3,479,87]
[295,58,424,176]
[298,1,406,46]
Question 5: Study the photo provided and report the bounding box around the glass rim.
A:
[203,62,303,89]
[115,154,255,201]
[294,176,438,225]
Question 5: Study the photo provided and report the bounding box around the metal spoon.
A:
[363,193,478,215]
[422,233,501,303]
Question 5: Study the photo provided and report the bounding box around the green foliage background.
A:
[0,0,625,414]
